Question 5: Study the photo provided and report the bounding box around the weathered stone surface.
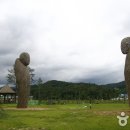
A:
[20,52,30,66]
[14,52,30,108]
[121,37,130,106]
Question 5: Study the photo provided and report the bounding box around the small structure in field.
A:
[0,85,16,103]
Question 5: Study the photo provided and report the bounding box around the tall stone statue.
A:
[14,52,30,108]
[121,37,130,106]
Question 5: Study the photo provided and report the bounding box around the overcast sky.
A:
[0,0,130,85]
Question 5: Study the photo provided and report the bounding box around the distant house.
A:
[111,93,128,101]
[0,85,16,103]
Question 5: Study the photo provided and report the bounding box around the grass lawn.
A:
[0,103,130,130]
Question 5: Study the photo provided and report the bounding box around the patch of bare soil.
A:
[3,108,49,111]
[93,110,130,116]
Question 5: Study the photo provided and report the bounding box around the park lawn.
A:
[0,103,130,130]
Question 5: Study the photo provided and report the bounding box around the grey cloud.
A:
[0,0,126,85]
[32,63,124,85]
[0,16,35,85]
[34,63,75,81]
[117,14,130,36]
[71,68,124,85]
[0,16,34,55]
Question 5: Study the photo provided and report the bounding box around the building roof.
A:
[0,85,16,94]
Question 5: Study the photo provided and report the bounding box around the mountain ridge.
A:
[44,80,125,87]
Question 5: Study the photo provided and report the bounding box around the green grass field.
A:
[0,103,130,130]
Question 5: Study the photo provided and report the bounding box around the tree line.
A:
[6,67,126,101]
[31,80,123,100]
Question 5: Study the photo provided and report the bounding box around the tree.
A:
[28,67,35,85]
[6,67,16,85]
[37,78,43,104]
[6,65,35,85]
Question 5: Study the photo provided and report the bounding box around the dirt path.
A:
[92,110,130,116]
[3,107,49,110]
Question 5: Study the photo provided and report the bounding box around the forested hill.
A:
[43,80,97,87]
[41,80,126,88]
[105,81,125,87]
[31,80,126,100]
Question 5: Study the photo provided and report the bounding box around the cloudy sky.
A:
[0,0,130,85]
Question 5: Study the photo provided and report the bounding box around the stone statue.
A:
[14,52,30,108]
[121,37,130,106]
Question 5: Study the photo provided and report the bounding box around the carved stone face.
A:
[121,37,130,54]
[19,52,30,66]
